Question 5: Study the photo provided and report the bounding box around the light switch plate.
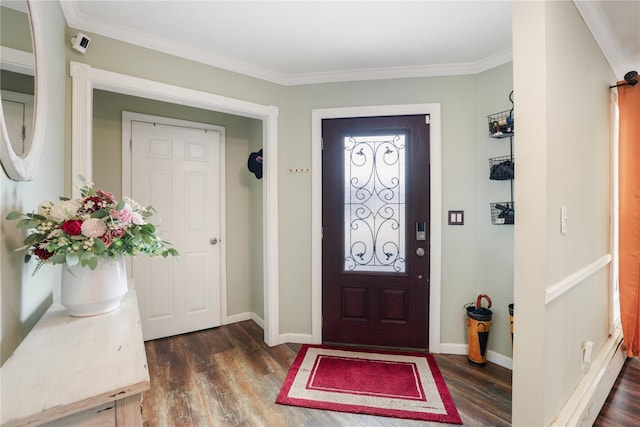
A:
[448,210,464,226]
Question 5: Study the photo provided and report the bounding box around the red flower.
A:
[60,220,83,236]
[79,196,106,214]
[34,247,53,260]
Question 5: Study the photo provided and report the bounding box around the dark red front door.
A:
[322,115,430,349]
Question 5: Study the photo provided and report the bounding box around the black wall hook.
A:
[610,71,638,89]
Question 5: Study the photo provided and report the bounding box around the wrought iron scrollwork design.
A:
[344,134,406,273]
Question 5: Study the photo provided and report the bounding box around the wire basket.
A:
[489,155,514,180]
[487,110,514,138]
[490,202,515,225]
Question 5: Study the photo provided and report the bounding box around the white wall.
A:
[512,1,614,425]
[0,1,67,365]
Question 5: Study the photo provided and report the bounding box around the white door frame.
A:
[311,104,442,353]
[69,61,281,346]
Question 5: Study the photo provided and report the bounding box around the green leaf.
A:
[5,211,23,220]
[91,209,108,218]
[66,253,79,267]
[59,196,70,201]
[16,219,39,230]
[88,257,98,270]
[50,253,66,264]
[30,213,47,221]
[93,238,106,253]
[23,233,44,246]
[115,200,125,211]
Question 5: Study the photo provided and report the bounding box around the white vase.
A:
[60,255,128,317]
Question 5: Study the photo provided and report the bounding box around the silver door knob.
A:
[210,238,218,245]
[416,247,425,257]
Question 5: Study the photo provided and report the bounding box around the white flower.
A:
[124,197,143,211]
[131,211,145,225]
[81,218,107,238]
[49,199,82,221]
[38,201,54,216]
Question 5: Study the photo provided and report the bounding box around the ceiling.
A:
[59,1,639,86]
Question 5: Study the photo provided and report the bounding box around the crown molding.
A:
[573,0,630,80]
[284,49,513,85]
[60,2,512,86]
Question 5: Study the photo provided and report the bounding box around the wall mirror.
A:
[0,0,46,181]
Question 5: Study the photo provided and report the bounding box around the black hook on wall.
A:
[610,71,638,89]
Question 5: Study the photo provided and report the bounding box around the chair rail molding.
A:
[545,254,612,305]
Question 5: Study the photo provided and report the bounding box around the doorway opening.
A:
[70,61,281,346]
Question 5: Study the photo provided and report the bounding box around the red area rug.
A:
[276,345,462,424]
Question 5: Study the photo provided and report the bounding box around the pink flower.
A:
[131,211,145,225]
[96,190,116,203]
[100,228,126,248]
[111,204,133,225]
[81,218,107,238]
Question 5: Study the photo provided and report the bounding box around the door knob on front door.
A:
[416,247,425,257]
[210,238,218,245]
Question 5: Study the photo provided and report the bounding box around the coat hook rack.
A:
[610,71,638,89]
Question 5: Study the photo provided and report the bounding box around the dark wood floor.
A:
[142,320,511,426]
[142,320,639,426]
[594,356,640,426]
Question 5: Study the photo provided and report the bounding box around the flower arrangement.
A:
[6,179,179,274]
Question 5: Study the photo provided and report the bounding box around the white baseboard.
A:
[439,343,513,370]
[279,333,313,345]
[550,328,625,427]
[224,311,264,328]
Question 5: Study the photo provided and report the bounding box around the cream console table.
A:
[1,288,149,426]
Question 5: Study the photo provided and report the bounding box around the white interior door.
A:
[129,118,224,340]
[1,90,34,157]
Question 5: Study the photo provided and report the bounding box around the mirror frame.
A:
[0,0,46,181]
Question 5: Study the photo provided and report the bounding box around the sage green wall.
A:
[512,1,613,425]
[66,27,515,349]
[474,63,514,358]
[1,1,66,365]
[91,90,264,319]
[0,6,618,425]
[0,6,33,52]
[280,76,482,340]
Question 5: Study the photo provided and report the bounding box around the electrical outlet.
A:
[561,207,568,234]
[581,340,593,370]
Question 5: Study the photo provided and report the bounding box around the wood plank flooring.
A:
[593,356,640,427]
[142,321,640,426]
[142,320,511,426]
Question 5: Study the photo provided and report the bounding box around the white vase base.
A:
[64,299,123,317]
[60,255,129,317]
